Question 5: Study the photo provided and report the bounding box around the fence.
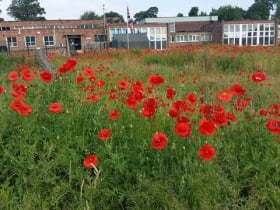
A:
[0,41,110,57]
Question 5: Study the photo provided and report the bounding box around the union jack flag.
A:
[127,6,134,31]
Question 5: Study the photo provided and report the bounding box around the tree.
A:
[177,13,184,17]
[246,2,270,20]
[103,11,124,24]
[7,0,46,21]
[146,7,158,18]
[188,7,199,16]
[134,7,158,22]
[0,0,3,21]
[80,11,101,20]
[255,0,277,10]
[210,5,245,21]
[199,11,208,16]
[273,0,280,19]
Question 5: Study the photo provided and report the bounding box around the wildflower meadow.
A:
[0,45,279,210]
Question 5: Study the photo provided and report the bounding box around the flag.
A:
[127,6,134,32]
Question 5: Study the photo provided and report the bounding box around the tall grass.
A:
[0,45,279,210]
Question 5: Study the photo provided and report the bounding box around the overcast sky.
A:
[0,0,255,21]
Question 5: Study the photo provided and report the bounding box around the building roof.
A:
[138,16,218,24]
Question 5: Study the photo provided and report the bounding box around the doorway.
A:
[68,35,81,51]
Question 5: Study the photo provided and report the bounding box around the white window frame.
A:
[44,35,54,46]
[25,36,36,47]
[7,36,18,47]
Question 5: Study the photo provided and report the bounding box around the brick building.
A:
[138,16,220,46]
[1,17,280,54]
[0,19,106,55]
[107,22,168,50]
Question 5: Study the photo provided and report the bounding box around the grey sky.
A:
[1,0,255,21]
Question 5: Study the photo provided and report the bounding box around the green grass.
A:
[0,45,279,210]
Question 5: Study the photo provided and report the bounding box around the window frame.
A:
[25,36,36,47]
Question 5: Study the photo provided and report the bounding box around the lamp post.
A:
[102,4,106,49]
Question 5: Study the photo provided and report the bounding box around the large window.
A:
[25,36,36,47]
[169,23,175,33]
[7,37,18,47]
[187,34,200,42]
[44,36,54,46]
[223,23,275,46]
[148,27,167,50]
[202,34,212,42]
[175,35,186,42]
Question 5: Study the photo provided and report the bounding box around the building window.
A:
[169,23,175,33]
[7,37,18,47]
[25,36,36,47]
[0,26,11,31]
[169,36,175,43]
[176,35,186,42]
[202,34,212,42]
[44,36,54,46]
[223,23,275,46]
[187,34,199,42]
[94,35,106,42]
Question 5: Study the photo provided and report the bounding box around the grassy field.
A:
[0,45,279,210]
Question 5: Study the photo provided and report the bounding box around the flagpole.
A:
[126,5,130,49]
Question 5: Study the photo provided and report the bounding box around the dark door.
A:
[68,35,81,50]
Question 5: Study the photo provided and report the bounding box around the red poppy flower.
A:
[7,71,19,81]
[259,109,268,116]
[86,93,101,102]
[94,80,105,88]
[212,112,227,127]
[132,81,144,92]
[17,102,32,116]
[266,119,280,135]
[9,98,24,112]
[98,128,111,140]
[148,74,165,86]
[40,71,52,83]
[198,144,216,161]
[141,98,157,117]
[118,80,128,90]
[167,109,180,118]
[198,119,216,136]
[11,84,27,98]
[226,112,237,123]
[252,71,266,82]
[141,107,156,118]
[216,89,233,103]
[185,93,196,105]
[267,104,280,117]
[108,109,120,120]
[0,86,4,95]
[83,154,98,168]
[10,98,32,116]
[174,122,191,138]
[166,86,176,100]
[125,96,138,110]
[151,132,167,150]
[75,74,84,83]
[176,116,190,124]
[172,100,186,111]
[63,58,77,71]
[109,89,119,100]
[58,58,77,74]
[48,102,62,113]
[82,66,95,77]
[21,69,36,82]
[234,98,250,112]
[230,83,246,96]
[199,105,213,119]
